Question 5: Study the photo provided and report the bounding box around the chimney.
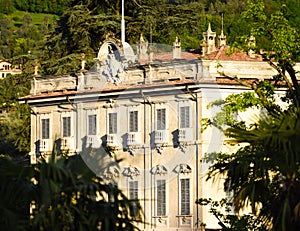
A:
[34,60,39,76]
[202,23,216,54]
[173,36,181,59]
[81,53,86,71]
[248,35,256,58]
[218,30,226,47]
[137,34,149,61]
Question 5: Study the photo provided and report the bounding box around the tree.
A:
[0,0,15,14]
[0,151,141,230]
[202,1,300,230]
[41,3,121,74]
[0,17,13,58]
[196,198,269,231]
[0,73,31,158]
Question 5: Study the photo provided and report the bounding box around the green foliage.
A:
[203,91,263,130]
[206,109,300,231]
[0,0,15,14]
[201,1,300,230]
[13,0,68,15]
[0,73,31,157]
[0,104,31,156]
[1,0,300,72]
[0,152,141,231]
[0,155,33,230]
[196,198,269,231]
[241,0,266,36]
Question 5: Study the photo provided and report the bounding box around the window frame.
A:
[87,114,97,136]
[41,118,50,139]
[179,177,191,216]
[129,180,139,217]
[62,116,71,137]
[129,110,139,132]
[108,112,118,134]
[179,106,190,129]
[154,104,169,131]
[156,179,167,216]
[156,108,166,130]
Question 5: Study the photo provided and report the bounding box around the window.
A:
[129,111,138,132]
[88,114,97,135]
[41,118,50,139]
[157,180,166,216]
[180,178,190,215]
[180,106,190,128]
[62,116,71,137]
[156,108,166,130]
[109,112,117,134]
[129,181,139,217]
[129,181,138,200]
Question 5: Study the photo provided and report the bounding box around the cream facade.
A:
[24,54,205,230]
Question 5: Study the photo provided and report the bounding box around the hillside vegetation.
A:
[1,0,300,73]
[6,10,58,27]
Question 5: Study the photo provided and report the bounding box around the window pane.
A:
[62,116,71,137]
[157,108,166,130]
[129,111,138,132]
[129,181,139,217]
[157,180,166,216]
[88,114,97,135]
[41,118,50,139]
[180,106,190,128]
[109,113,117,134]
[180,178,190,215]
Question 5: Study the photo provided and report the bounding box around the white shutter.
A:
[157,108,166,130]
[88,114,97,135]
[41,118,50,139]
[180,106,190,128]
[109,113,118,134]
[180,178,190,215]
[129,111,138,132]
[157,179,166,216]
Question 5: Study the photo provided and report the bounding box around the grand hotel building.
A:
[21,25,289,230]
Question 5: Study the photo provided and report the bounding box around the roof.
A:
[137,51,200,65]
[0,60,11,64]
[21,79,199,101]
[203,46,263,61]
[21,76,291,102]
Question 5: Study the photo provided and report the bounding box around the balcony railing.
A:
[154,130,168,144]
[107,134,119,146]
[127,132,141,146]
[61,137,75,151]
[86,135,100,148]
[40,139,52,152]
[178,128,193,142]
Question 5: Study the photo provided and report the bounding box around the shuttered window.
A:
[88,114,97,135]
[62,116,71,137]
[109,113,118,134]
[129,111,138,132]
[157,108,166,130]
[180,106,190,128]
[129,181,139,217]
[180,178,190,215]
[41,118,50,139]
[157,179,166,216]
